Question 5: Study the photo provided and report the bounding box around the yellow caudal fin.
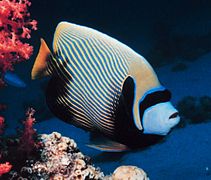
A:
[31,38,51,80]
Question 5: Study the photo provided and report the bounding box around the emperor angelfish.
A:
[31,22,180,151]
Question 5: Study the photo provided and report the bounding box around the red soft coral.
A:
[18,108,37,155]
[0,162,12,176]
[0,0,37,84]
[0,0,37,129]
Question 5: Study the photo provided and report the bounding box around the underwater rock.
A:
[177,96,211,126]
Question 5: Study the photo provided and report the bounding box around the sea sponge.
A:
[109,165,149,180]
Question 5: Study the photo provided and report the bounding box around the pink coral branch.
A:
[0,0,37,82]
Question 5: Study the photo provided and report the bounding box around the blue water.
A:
[1,0,211,179]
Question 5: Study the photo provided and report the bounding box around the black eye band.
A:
[139,89,171,125]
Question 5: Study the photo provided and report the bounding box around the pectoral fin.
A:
[87,135,129,152]
[87,143,129,152]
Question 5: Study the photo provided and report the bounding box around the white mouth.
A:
[142,102,180,135]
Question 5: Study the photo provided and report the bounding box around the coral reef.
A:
[20,132,105,179]
[1,111,151,179]
[1,128,149,179]
[0,108,39,178]
[19,132,150,180]
[177,96,211,127]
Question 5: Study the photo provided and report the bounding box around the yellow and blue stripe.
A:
[48,22,133,135]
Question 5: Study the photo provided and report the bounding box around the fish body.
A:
[32,22,180,150]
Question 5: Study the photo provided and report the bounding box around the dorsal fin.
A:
[31,38,51,80]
